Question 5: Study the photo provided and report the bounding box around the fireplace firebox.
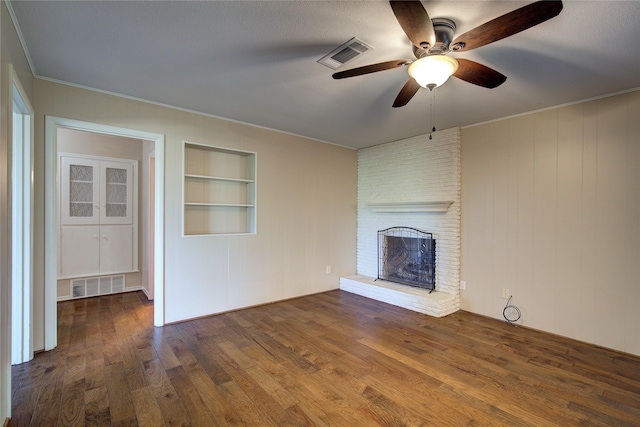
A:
[377,227,436,292]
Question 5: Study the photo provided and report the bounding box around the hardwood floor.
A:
[10,290,640,426]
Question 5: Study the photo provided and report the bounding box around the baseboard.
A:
[163,288,340,326]
[56,286,143,302]
[4,417,10,427]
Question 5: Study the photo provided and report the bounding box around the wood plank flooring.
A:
[10,290,640,426]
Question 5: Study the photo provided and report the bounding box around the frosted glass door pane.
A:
[61,157,100,225]
[100,161,134,225]
[69,165,94,217]
[105,167,127,218]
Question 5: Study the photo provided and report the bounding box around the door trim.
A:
[45,117,166,350]
[10,65,34,364]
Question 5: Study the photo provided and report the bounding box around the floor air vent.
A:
[318,37,373,70]
[70,275,126,299]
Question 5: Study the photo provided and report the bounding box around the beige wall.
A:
[1,0,34,422]
[461,90,640,356]
[56,128,146,298]
[33,78,357,324]
[58,127,143,159]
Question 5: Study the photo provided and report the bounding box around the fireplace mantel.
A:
[368,201,453,213]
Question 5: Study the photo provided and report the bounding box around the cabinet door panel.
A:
[61,157,100,225]
[101,161,134,225]
[59,155,138,281]
[59,226,100,278]
[100,225,134,275]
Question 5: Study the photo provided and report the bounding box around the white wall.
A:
[56,128,145,298]
[461,90,640,356]
[33,78,357,325]
[357,128,461,299]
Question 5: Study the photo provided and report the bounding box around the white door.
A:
[100,225,134,275]
[59,226,101,278]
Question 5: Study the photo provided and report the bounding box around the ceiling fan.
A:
[333,0,563,107]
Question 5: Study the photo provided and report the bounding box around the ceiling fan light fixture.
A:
[408,55,459,89]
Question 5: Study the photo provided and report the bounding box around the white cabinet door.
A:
[100,161,134,225]
[61,157,100,225]
[59,155,138,280]
[61,157,135,226]
[99,225,134,275]
[59,225,134,278]
[59,226,100,278]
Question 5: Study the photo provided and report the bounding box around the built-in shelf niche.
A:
[367,201,453,213]
[183,142,256,235]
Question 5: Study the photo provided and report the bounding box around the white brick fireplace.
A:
[340,127,461,317]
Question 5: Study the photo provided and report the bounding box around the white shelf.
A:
[183,142,257,235]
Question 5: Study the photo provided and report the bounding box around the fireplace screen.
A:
[377,227,436,292]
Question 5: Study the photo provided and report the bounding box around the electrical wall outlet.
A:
[326,266,331,274]
[460,281,466,290]
[502,288,510,298]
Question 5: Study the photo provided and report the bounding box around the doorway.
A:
[44,117,165,351]
[10,67,34,364]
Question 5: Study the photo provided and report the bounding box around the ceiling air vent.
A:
[318,37,373,70]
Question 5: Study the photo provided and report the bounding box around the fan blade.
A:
[389,0,436,50]
[453,59,507,88]
[332,60,410,79]
[450,0,563,52]
[393,78,421,108]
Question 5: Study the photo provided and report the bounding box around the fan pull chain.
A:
[428,85,436,140]
[432,87,436,139]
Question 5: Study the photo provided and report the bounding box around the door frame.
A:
[147,151,156,300]
[44,117,165,350]
[10,65,34,364]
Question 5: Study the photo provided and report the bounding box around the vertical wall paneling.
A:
[492,122,510,314]
[460,125,490,311]
[532,110,558,331]
[579,101,598,344]
[594,96,628,350]
[505,120,520,312]
[555,105,584,339]
[514,116,535,324]
[626,94,640,355]
[461,90,640,356]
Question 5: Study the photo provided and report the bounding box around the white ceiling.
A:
[8,0,640,149]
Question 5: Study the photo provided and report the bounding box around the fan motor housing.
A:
[428,18,456,55]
